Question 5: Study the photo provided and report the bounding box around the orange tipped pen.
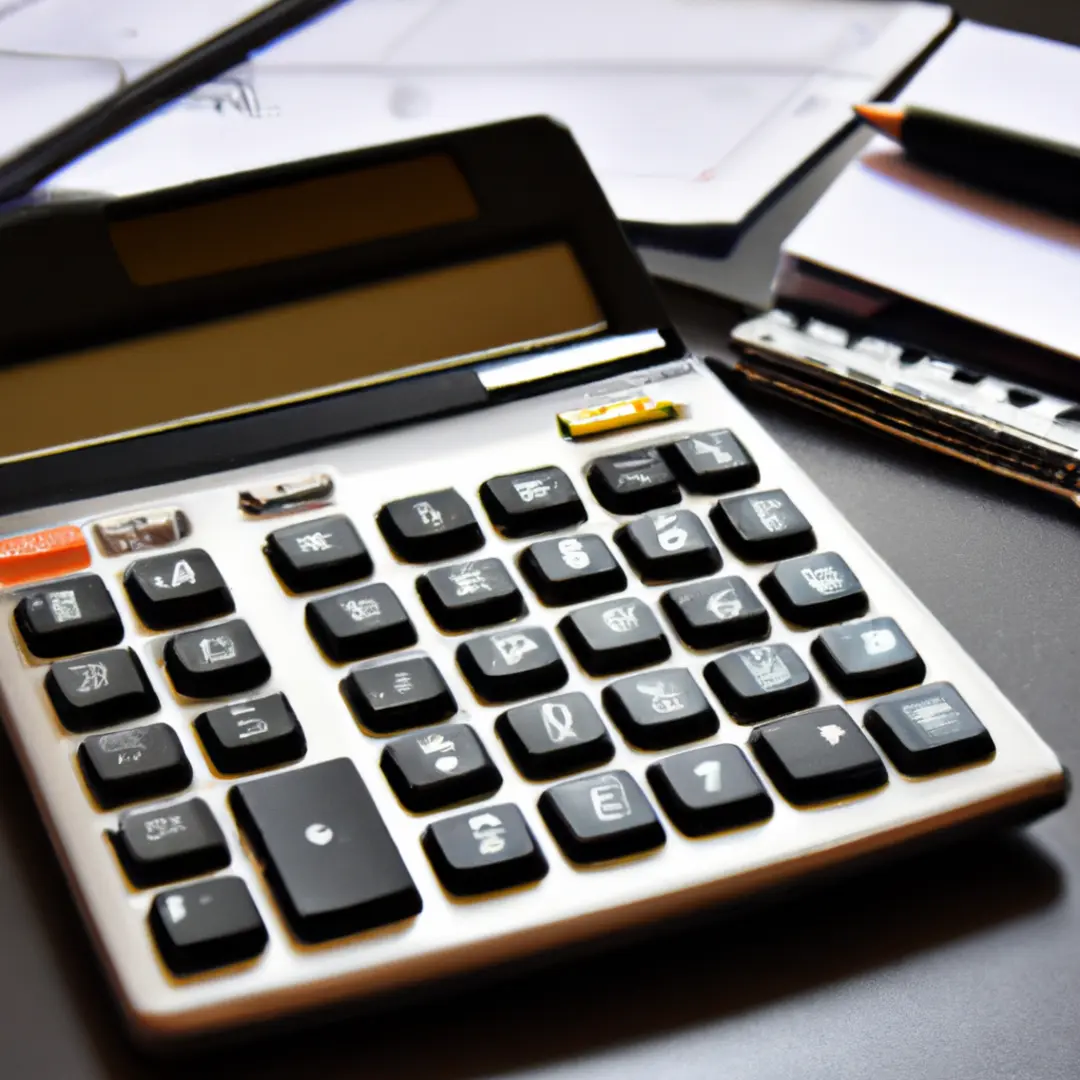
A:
[853,103,905,141]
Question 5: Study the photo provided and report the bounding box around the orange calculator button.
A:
[0,526,90,586]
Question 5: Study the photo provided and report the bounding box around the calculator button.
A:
[479,467,586,537]
[78,723,191,808]
[709,490,815,562]
[812,617,926,698]
[195,693,306,774]
[661,431,760,494]
[150,877,268,976]
[306,583,417,663]
[377,489,483,563]
[614,509,720,583]
[864,683,995,776]
[602,668,719,750]
[229,758,422,942]
[749,706,888,805]
[539,770,664,864]
[238,473,335,517]
[45,648,159,733]
[15,574,123,659]
[417,558,525,631]
[761,552,868,627]
[558,599,670,677]
[264,514,372,593]
[381,724,501,812]
[92,507,190,557]
[114,798,229,886]
[660,576,769,649]
[496,693,615,780]
[423,804,548,896]
[518,534,626,606]
[456,628,568,703]
[164,619,270,699]
[0,525,89,587]
[341,656,456,734]
[704,643,818,723]
[586,448,680,515]
[123,549,234,630]
[646,745,773,836]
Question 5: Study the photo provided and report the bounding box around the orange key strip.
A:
[0,526,90,586]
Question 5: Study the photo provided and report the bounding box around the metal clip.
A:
[92,509,190,556]
[238,474,335,517]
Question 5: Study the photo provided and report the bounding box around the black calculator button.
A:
[710,490,815,562]
[150,877,268,976]
[114,797,230,886]
[264,514,372,593]
[341,656,456,734]
[660,576,769,649]
[602,668,718,751]
[164,619,270,699]
[661,431,759,494]
[539,770,664,864]
[78,722,191,808]
[423,804,548,896]
[456,628,568,703]
[417,558,525,631]
[704,643,818,724]
[749,706,888,804]
[377,489,483,563]
[761,552,868,627]
[381,723,501,812]
[864,683,994,776]
[480,467,586,537]
[647,745,773,836]
[195,693,306,774]
[15,575,123,658]
[586,448,680,515]
[812,617,926,698]
[230,758,422,942]
[614,509,720,583]
[306,583,417,663]
[518,534,626,606]
[46,648,159,733]
[496,693,615,780]
[123,548,234,630]
[558,599,670,677]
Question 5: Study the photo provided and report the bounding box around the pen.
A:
[853,102,1080,220]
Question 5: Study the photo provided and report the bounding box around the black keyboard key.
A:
[661,430,759,494]
[46,648,159,733]
[150,877,268,976]
[456,627,568,703]
[864,683,995,776]
[195,693,306,774]
[264,514,372,593]
[15,574,123,658]
[586,448,680,514]
[614,510,721,583]
[123,548,233,630]
[647,745,773,836]
[812,617,925,698]
[761,552,868,627]
[539,770,664,864]
[164,619,270,699]
[341,656,456,734]
[704,643,818,723]
[381,723,501,812]
[306,583,417,663]
[710,490,815,562]
[423,804,548,896]
[558,599,670,677]
[377,489,483,563]
[230,758,422,942]
[114,798,229,886]
[78,723,191,807]
[749,706,888,804]
[480,467,586,537]
[660,576,769,649]
[417,557,526,631]
[518,534,626,606]
[496,693,615,780]
[602,668,719,750]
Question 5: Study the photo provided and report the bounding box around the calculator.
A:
[0,118,1066,1047]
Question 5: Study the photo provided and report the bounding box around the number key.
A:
[123,549,233,630]
[480,467,586,537]
[614,509,720,583]
[586,448,679,515]
[518,534,626,606]
[264,514,372,592]
[45,647,159,732]
[15,574,123,658]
